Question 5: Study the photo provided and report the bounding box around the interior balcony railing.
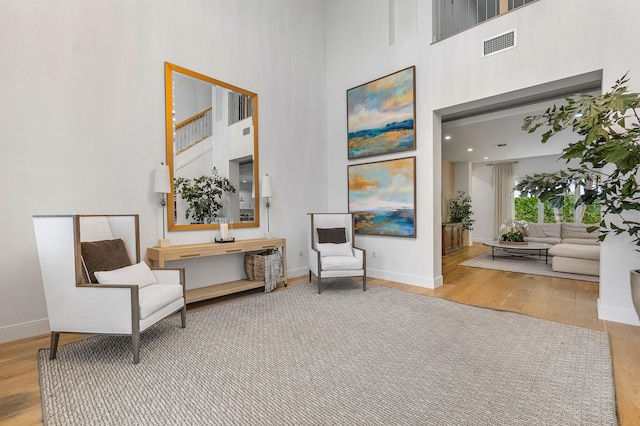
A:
[433,0,537,43]
[174,108,213,154]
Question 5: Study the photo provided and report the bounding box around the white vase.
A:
[630,270,640,318]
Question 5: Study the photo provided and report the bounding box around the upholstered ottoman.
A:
[548,243,600,276]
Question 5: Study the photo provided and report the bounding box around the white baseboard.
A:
[287,267,309,279]
[597,298,640,326]
[368,268,443,289]
[474,237,493,244]
[295,266,442,289]
[0,318,50,344]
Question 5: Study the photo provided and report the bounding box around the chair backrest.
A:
[78,215,140,262]
[77,215,140,283]
[309,213,355,250]
[33,214,140,331]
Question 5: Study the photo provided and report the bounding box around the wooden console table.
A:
[147,238,287,304]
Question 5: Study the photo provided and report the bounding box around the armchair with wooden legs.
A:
[308,213,366,294]
[33,214,186,364]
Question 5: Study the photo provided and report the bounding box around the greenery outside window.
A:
[514,182,600,225]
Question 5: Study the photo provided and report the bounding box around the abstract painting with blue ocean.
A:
[348,119,414,159]
[348,157,416,238]
[347,66,416,159]
[353,208,415,237]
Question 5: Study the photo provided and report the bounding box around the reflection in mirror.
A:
[165,62,259,231]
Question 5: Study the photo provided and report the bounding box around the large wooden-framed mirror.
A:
[165,62,259,231]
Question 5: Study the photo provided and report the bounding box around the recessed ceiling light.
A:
[444,135,452,140]
[484,156,489,160]
[467,148,473,152]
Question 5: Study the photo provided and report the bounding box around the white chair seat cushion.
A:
[94,261,158,288]
[322,255,363,271]
[139,284,184,319]
[317,242,353,257]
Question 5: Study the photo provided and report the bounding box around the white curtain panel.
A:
[493,162,515,238]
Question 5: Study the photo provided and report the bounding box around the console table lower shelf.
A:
[147,238,287,304]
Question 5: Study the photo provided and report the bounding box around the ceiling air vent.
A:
[483,29,516,57]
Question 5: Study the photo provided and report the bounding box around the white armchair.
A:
[308,213,366,294]
[33,214,186,364]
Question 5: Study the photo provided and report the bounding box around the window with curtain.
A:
[493,162,515,237]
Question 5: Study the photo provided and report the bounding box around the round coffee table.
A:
[483,241,552,263]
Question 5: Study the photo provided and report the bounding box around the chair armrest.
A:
[151,268,185,287]
[308,247,320,275]
[353,246,366,271]
[49,284,139,333]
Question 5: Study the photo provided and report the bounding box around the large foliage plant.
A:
[174,168,236,224]
[448,191,475,230]
[516,74,640,249]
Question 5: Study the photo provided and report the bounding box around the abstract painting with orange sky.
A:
[348,157,416,237]
[347,66,415,159]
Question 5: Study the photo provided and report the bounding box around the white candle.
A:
[220,223,229,240]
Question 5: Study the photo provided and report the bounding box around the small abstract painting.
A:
[348,157,416,238]
[347,66,416,159]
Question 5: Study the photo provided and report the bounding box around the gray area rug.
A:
[460,253,599,282]
[39,280,616,425]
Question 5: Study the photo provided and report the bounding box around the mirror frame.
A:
[165,62,260,231]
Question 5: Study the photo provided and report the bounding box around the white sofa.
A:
[523,222,600,276]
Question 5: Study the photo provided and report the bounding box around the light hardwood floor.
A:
[1,243,639,425]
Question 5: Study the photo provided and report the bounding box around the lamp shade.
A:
[154,163,171,194]
[262,174,273,198]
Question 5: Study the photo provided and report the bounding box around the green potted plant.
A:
[498,219,528,244]
[174,167,236,224]
[517,74,640,316]
[448,191,475,245]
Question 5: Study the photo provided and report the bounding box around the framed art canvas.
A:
[347,66,416,160]
[348,156,416,237]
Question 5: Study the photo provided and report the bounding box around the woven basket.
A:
[244,250,273,281]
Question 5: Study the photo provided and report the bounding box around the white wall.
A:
[325,0,439,288]
[471,163,494,243]
[325,0,640,324]
[0,0,327,343]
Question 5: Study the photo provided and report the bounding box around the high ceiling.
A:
[439,70,602,165]
[441,99,574,164]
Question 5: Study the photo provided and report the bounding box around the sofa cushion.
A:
[525,236,562,245]
[561,223,600,245]
[552,256,600,276]
[562,223,599,240]
[526,223,561,238]
[525,223,546,238]
[562,237,600,245]
[548,243,600,261]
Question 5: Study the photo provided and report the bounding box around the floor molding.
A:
[0,318,49,344]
